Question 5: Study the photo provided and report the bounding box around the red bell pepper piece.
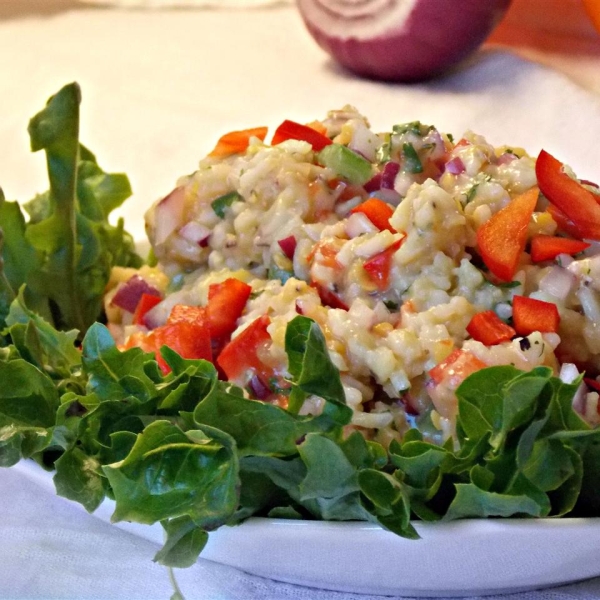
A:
[123,304,212,374]
[271,120,332,151]
[153,320,212,373]
[208,126,268,157]
[476,187,539,281]
[536,149,600,240]
[350,198,396,233]
[311,282,349,311]
[585,377,600,394]
[466,310,516,346]
[530,235,590,262]
[207,278,252,340]
[132,293,162,326]
[512,295,560,336]
[217,314,272,383]
[546,204,586,240]
[428,348,487,386]
[363,239,404,291]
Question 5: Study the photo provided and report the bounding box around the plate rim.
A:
[13,458,600,597]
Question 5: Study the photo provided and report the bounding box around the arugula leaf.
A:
[154,516,209,568]
[6,289,81,382]
[103,420,239,527]
[444,482,543,520]
[81,323,158,403]
[53,446,106,512]
[284,315,347,415]
[358,470,419,539]
[0,83,141,338]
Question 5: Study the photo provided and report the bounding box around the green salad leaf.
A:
[0,82,141,341]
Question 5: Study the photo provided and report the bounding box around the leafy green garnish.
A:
[0,82,141,339]
[402,143,423,174]
[211,191,243,218]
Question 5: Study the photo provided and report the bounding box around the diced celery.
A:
[318,144,373,186]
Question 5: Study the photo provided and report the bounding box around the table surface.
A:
[1,2,600,599]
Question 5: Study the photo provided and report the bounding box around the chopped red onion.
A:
[277,235,297,260]
[497,152,518,166]
[179,220,211,247]
[248,375,271,400]
[111,275,161,313]
[581,179,600,189]
[445,156,466,175]
[154,186,187,245]
[364,172,382,193]
[381,162,400,189]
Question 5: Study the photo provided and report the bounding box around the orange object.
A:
[311,281,349,311]
[583,0,600,33]
[363,239,403,290]
[512,295,560,336]
[217,314,272,382]
[476,187,539,281]
[207,278,252,341]
[546,205,586,240]
[123,304,212,374]
[132,293,162,326]
[167,304,206,325]
[466,311,516,346]
[208,126,268,157]
[271,119,332,151]
[428,349,487,386]
[536,150,600,240]
[530,235,590,262]
[350,198,396,233]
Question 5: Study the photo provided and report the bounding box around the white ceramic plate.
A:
[14,459,600,597]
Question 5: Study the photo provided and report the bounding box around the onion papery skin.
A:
[297,0,512,82]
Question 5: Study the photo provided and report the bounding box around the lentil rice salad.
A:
[106,106,600,446]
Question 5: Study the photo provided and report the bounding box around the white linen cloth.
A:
[1,4,600,599]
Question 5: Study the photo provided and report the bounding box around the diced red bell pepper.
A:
[428,348,487,386]
[530,235,590,262]
[476,187,539,281]
[132,293,162,326]
[208,126,268,157]
[546,204,587,240]
[123,305,212,374]
[217,314,272,382]
[512,295,560,336]
[207,278,252,340]
[466,310,516,346]
[152,320,212,373]
[363,239,404,291]
[167,304,206,325]
[350,198,396,233]
[271,120,332,151]
[536,149,600,240]
[584,377,600,394]
[311,282,349,311]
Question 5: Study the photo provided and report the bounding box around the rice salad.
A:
[104,106,600,447]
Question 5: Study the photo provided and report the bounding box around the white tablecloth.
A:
[2,3,600,599]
